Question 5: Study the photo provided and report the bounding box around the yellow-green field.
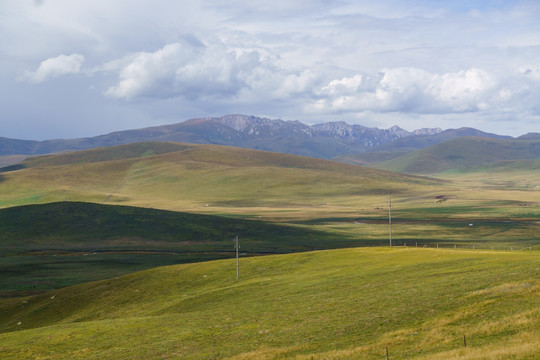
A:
[0,142,538,358]
[1,141,538,224]
[0,248,538,359]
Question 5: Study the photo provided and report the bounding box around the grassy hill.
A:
[0,142,439,297]
[333,151,409,166]
[1,141,539,250]
[1,141,539,298]
[0,201,357,297]
[0,247,538,359]
[374,137,540,174]
[0,141,437,211]
[1,141,538,359]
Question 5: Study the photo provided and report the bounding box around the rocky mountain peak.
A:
[217,114,273,132]
[311,121,355,138]
[211,115,445,147]
[0,113,512,160]
[413,128,443,136]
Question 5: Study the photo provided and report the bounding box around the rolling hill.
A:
[1,141,538,242]
[2,141,539,298]
[0,141,437,297]
[373,136,540,174]
[0,201,355,297]
[0,141,437,211]
[0,247,538,359]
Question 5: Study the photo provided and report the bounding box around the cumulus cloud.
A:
[105,42,259,100]
[320,74,365,94]
[104,43,190,99]
[312,67,500,115]
[21,53,85,83]
[104,41,318,101]
[6,1,540,137]
[103,40,540,126]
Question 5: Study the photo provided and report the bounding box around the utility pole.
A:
[235,235,239,279]
[389,196,392,247]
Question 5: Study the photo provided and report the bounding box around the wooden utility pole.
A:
[235,236,239,279]
[389,196,392,247]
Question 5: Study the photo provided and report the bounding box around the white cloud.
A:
[270,70,318,98]
[3,0,540,138]
[311,67,500,115]
[104,41,320,102]
[105,43,192,99]
[105,42,261,100]
[21,53,85,83]
[429,68,496,112]
[320,74,364,95]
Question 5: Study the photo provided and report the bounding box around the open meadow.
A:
[0,248,538,359]
[0,142,538,358]
[0,142,538,296]
[5,0,540,357]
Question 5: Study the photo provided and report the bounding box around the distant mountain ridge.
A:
[0,114,514,159]
[369,127,512,153]
[374,136,540,174]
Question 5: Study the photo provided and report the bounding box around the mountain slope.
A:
[370,127,512,153]
[0,114,444,158]
[3,114,519,161]
[0,141,438,210]
[0,248,538,359]
[375,136,540,174]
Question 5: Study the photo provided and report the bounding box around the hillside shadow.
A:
[0,164,26,174]
[0,174,4,183]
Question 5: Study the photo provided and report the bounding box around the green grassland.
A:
[0,201,356,297]
[1,141,537,223]
[0,142,539,358]
[0,248,538,359]
[1,141,539,298]
[0,141,435,211]
[333,151,408,166]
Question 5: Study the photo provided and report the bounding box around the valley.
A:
[6,0,540,357]
[0,137,538,359]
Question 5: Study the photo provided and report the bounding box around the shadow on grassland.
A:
[0,164,26,174]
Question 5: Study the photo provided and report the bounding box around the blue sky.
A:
[1,0,539,140]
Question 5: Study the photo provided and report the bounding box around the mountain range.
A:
[1,114,522,160]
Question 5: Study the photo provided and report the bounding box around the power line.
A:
[235,235,239,279]
[389,196,392,247]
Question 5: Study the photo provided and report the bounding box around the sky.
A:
[1,0,540,140]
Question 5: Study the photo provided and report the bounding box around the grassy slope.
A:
[0,141,436,212]
[0,247,538,359]
[332,151,408,166]
[0,144,437,297]
[2,142,538,231]
[1,142,539,262]
[0,201,347,252]
[0,201,357,297]
[374,137,540,174]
